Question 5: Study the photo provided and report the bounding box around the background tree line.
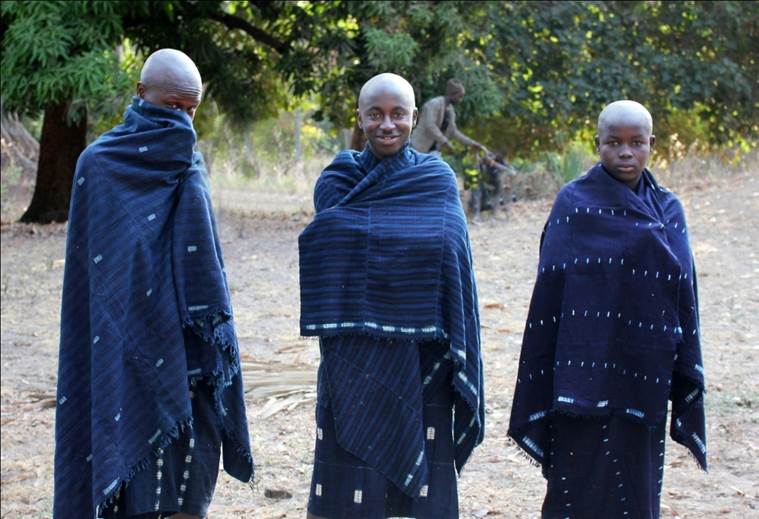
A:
[1,0,757,222]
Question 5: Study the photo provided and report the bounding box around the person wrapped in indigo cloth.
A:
[507,100,707,519]
[299,73,485,519]
[54,49,254,519]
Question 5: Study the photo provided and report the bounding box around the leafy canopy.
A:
[2,1,756,155]
[1,1,130,120]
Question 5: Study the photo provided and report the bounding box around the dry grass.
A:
[2,169,757,517]
[203,148,756,221]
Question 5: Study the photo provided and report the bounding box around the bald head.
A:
[597,100,653,135]
[356,73,418,158]
[137,49,203,119]
[595,100,656,189]
[358,73,416,111]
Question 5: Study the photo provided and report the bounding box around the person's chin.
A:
[372,137,402,155]
[611,166,642,186]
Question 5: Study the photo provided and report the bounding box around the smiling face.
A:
[356,73,417,159]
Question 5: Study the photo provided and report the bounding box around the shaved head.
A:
[595,100,656,188]
[597,100,653,134]
[356,73,417,158]
[137,49,203,119]
[358,73,416,111]
[140,48,202,93]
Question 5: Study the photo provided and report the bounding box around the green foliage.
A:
[2,0,756,160]
[536,141,597,184]
[467,1,759,157]
[364,28,419,70]
[1,1,130,121]
[312,1,503,127]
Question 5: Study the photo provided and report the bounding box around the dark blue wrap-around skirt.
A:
[308,335,459,519]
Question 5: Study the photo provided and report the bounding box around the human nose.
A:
[618,145,633,158]
[379,115,394,130]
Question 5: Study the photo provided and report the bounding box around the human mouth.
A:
[378,135,400,145]
[617,164,637,173]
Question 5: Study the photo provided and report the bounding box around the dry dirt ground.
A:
[1,172,758,518]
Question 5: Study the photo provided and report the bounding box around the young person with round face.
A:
[355,73,418,159]
[299,73,484,519]
[508,100,707,518]
[595,100,657,189]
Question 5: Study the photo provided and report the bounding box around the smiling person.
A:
[507,100,706,518]
[299,73,485,518]
[54,49,253,519]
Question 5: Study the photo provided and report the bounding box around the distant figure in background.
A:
[349,119,367,151]
[467,150,515,223]
[54,49,253,519]
[508,100,706,518]
[411,78,486,157]
[299,72,484,518]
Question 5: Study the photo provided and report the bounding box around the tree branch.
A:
[208,11,289,54]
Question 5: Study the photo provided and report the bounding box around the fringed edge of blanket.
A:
[506,424,548,476]
[507,408,639,473]
[184,307,241,386]
[505,434,544,469]
[184,308,255,482]
[95,415,194,517]
[670,372,708,472]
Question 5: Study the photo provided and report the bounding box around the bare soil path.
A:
[1,172,757,518]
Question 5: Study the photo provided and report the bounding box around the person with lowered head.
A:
[299,73,485,518]
[54,49,254,519]
[411,78,486,157]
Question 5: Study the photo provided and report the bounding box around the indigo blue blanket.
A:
[508,163,706,471]
[54,98,253,518]
[299,144,484,478]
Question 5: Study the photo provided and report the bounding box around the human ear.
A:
[412,107,418,128]
[355,109,363,131]
[594,135,600,152]
[136,82,146,98]
[649,135,656,148]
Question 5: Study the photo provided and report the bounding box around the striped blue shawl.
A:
[508,164,706,471]
[54,98,253,518]
[299,144,484,475]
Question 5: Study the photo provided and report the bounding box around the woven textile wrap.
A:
[54,98,253,518]
[508,163,706,471]
[299,144,484,486]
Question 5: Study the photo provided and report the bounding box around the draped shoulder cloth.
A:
[299,145,484,474]
[508,164,706,471]
[54,98,253,518]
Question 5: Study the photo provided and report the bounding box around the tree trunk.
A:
[20,101,87,223]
